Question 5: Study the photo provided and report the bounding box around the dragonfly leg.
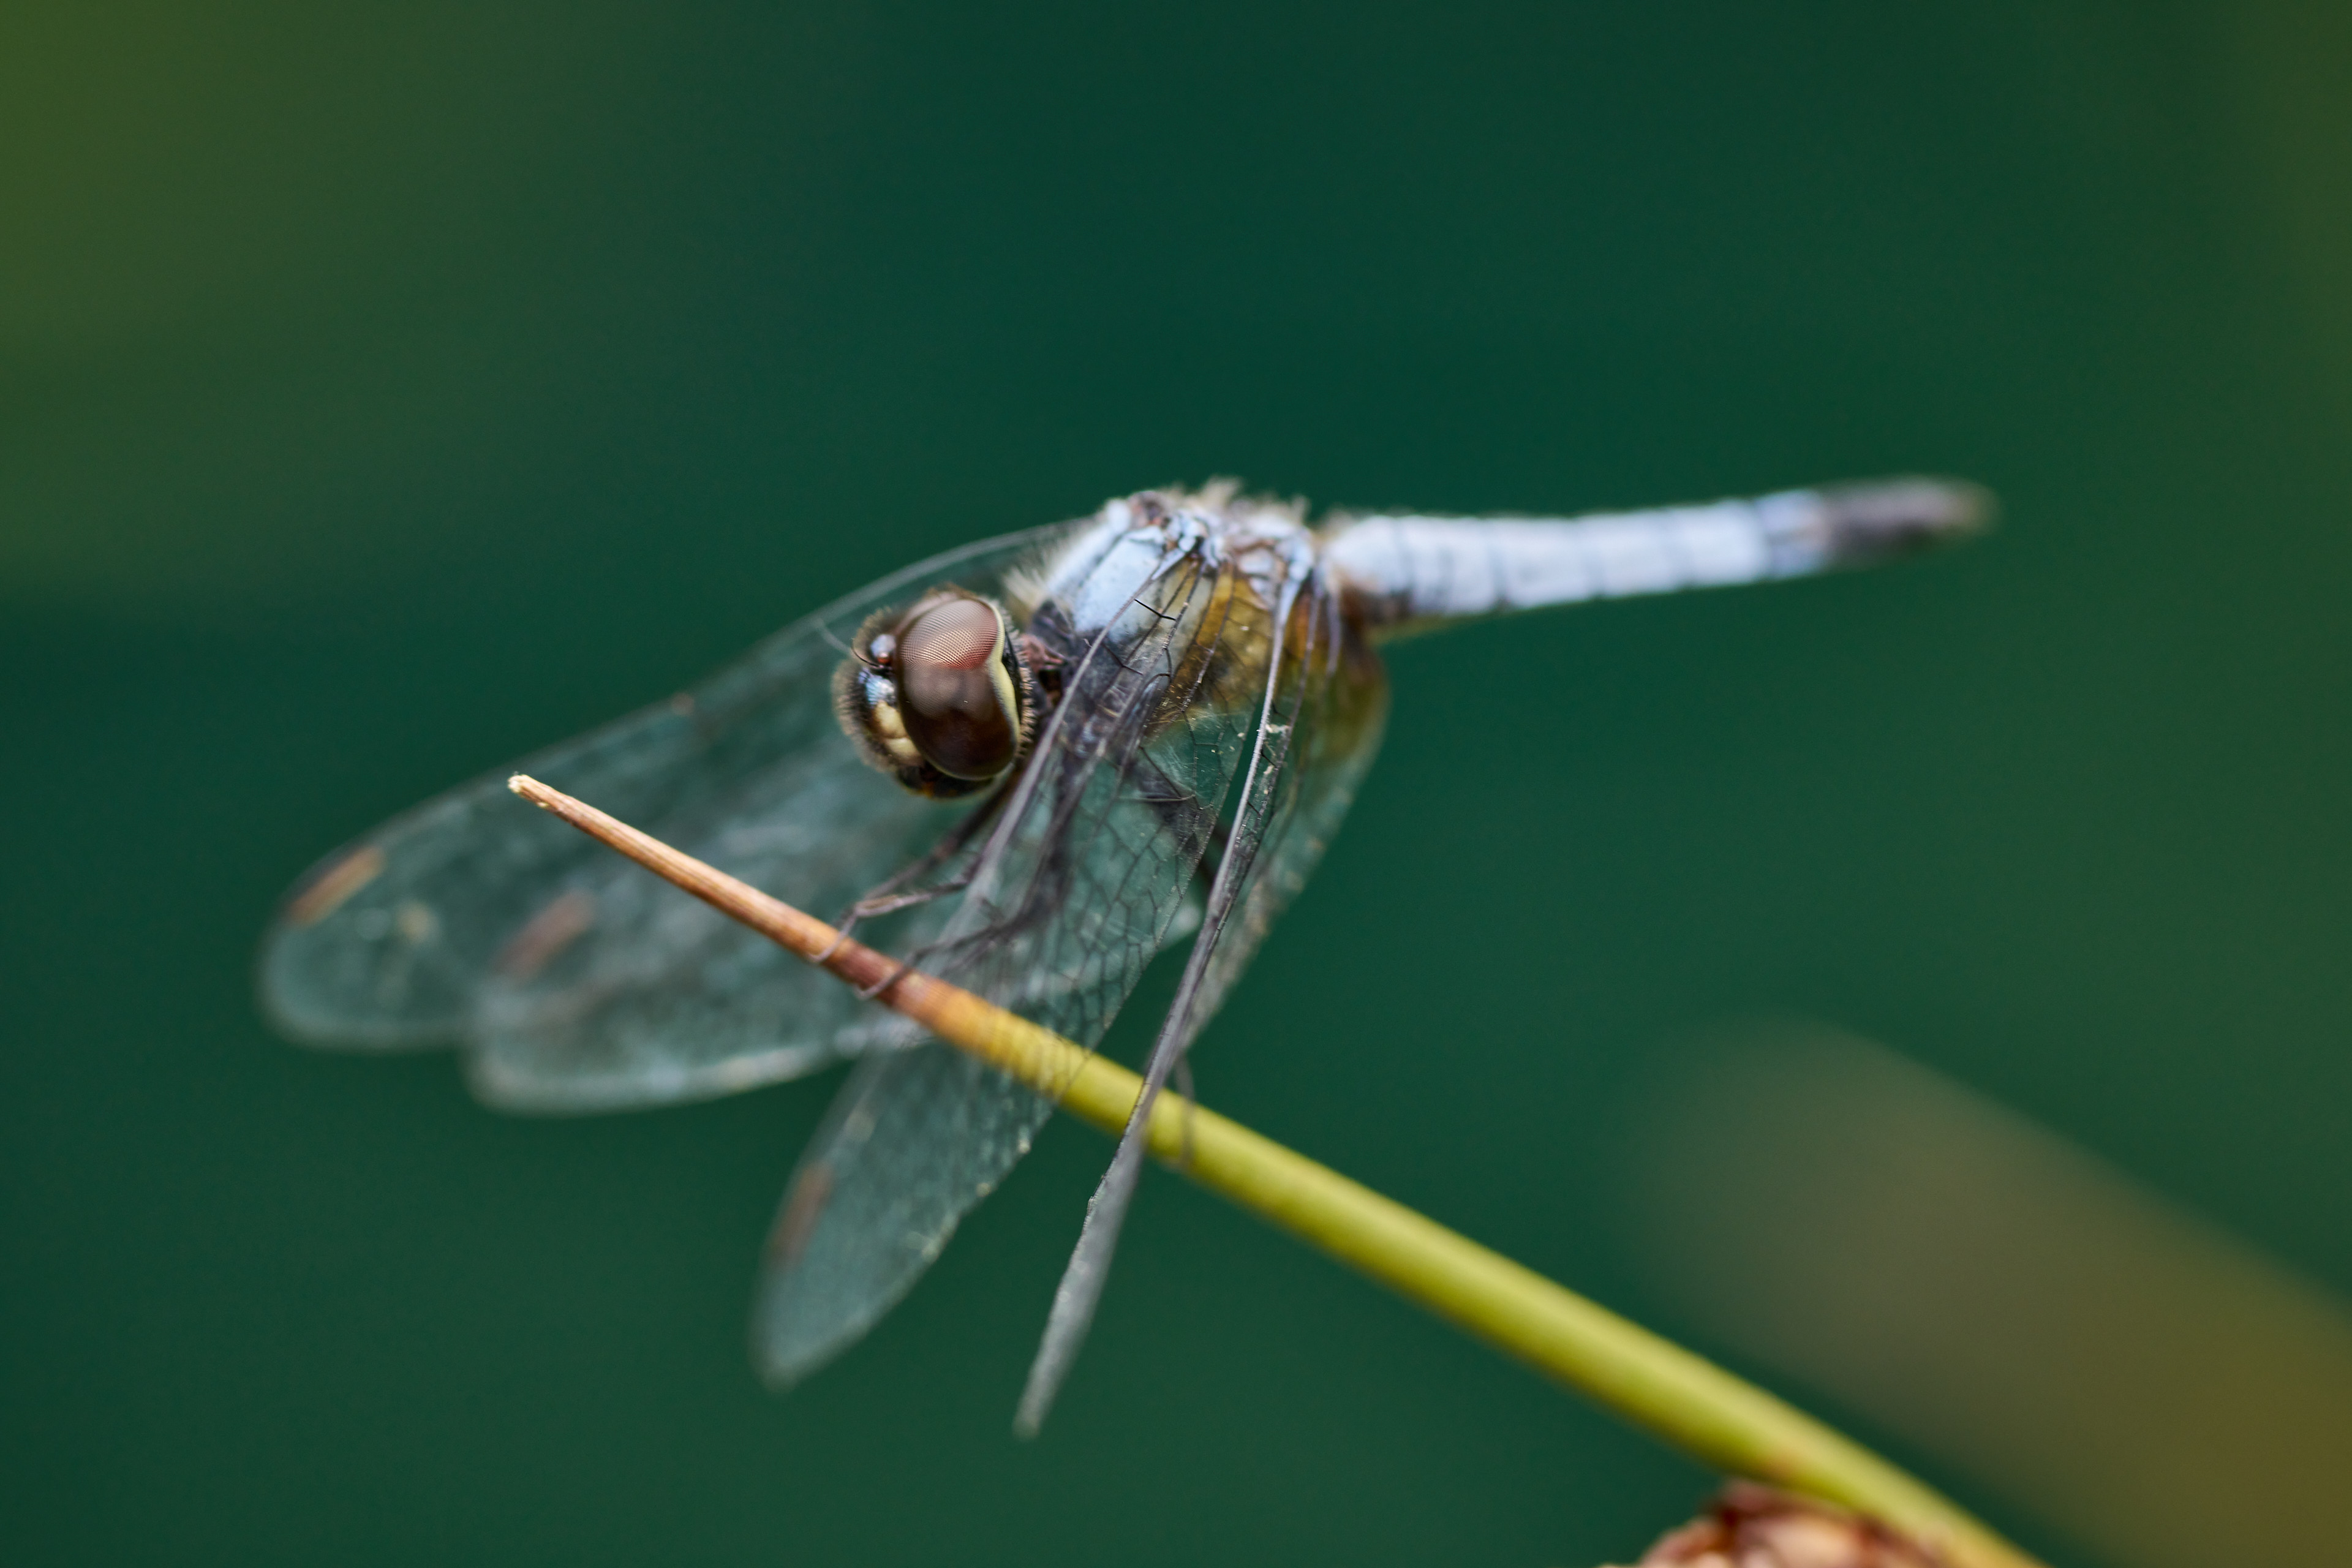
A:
[818,783,1011,962]
[853,954,918,1001]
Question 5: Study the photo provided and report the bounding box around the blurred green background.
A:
[7,4,2351,1564]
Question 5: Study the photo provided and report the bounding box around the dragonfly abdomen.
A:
[1319,477,1989,634]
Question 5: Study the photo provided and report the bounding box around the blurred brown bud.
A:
[1615,1484,1948,1568]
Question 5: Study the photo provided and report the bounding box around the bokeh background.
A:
[7,4,2352,1565]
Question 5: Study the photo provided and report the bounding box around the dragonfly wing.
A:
[1186,587,1390,1030]
[755,496,1286,1386]
[753,1039,1049,1381]
[465,741,949,1112]
[1015,564,1392,1429]
[259,523,1076,1112]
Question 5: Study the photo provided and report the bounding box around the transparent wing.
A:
[755,503,1298,1385]
[1188,584,1391,1031]
[259,523,1076,1112]
[1014,565,1393,1429]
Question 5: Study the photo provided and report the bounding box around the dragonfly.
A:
[260,476,1985,1430]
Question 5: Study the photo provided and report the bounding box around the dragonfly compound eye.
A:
[897,596,1025,779]
[834,590,1034,797]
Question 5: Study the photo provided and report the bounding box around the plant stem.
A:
[509,774,2043,1568]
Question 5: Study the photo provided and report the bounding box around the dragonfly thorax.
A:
[832,588,1042,799]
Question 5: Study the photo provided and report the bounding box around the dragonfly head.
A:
[833,589,1041,799]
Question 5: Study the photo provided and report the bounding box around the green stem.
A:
[511,774,2042,1568]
